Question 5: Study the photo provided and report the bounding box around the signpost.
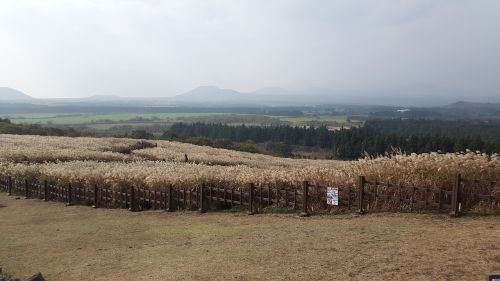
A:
[327,187,339,206]
[488,274,500,281]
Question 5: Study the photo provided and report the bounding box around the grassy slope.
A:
[1,193,499,281]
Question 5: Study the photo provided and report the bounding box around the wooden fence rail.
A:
[0,173,499,217]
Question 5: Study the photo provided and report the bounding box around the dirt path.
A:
[0,193,499,280]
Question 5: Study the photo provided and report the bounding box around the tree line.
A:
[364,119,500,142]
[0,118,84,137]
[167,120,500,159]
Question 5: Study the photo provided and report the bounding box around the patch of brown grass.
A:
[0,193,499,281]
[3,134,500,192]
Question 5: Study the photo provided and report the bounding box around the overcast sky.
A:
[0,0,499,98]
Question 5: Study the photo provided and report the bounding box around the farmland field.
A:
[84,122,166,130]
[9,112,230,125]
[6,112,351,127]
[0,193,499,281]
[278,114,348,123]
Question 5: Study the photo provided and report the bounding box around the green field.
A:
[2,113,67,119]
[9,113,349,126]
[278,115,348,123]
[10,113,229,125]
[83,122,165,130]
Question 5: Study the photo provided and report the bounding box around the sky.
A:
[0,0,499,98]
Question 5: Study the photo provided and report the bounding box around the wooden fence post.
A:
[8,176,12,196]
[129,186,135,212]
[66,183,72,206]
[167,185,174,212]
[164,187,168,210]
[24,179,29,199]
[199,183,206,213]
[248,183,255,215]
[92,184,98,208]
[300,181,309,217]
[44,180,48,201]
[438,187,443,210]
[259,186,263,211]
[450,173,461,217]
[293,189,297,210]
[347,186,352,208]
[357,176,365,215]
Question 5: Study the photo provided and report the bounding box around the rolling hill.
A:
[0,87,33,101]
[170,86,248,103]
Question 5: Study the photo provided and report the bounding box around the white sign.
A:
[327,187,339,206]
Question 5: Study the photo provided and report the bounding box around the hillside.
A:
[440,101,500,118]
[169,86,500,107]
[170,86,247,103]
[445,101,500,111]
[0,87,32,101]
[1,134,499,192]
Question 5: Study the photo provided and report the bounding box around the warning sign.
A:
[327,187,339,206]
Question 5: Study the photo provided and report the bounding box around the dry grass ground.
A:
[0,193,499,281]
[4,134,500,192]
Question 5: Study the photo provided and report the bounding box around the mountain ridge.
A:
[0,87,33,101]
[2,85,500,107]
[170,86,245,102]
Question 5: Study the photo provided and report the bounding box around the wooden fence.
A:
[0,174,499,216]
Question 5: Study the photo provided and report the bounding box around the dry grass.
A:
[1,134,500,191]
[0,193,499,280]
[0,134,143,162]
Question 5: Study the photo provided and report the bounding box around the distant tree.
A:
[167,120,500,160]
[130,130,153,139]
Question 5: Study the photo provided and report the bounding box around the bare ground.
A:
[0,193,499,281]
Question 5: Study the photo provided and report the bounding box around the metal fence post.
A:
[450,173,461,217]
[248,183,255,215]
[357,176,365,214]
[300,181,309,217]
[8,176,12,196]
[167,185,174,212]
[92,184,98,208]
[24,179,29,199]
[199,183,206,213]
[129,186,135,212]
[66,183,72,206]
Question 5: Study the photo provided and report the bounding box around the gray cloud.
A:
[0,0,499,98]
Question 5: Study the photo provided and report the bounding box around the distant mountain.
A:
[171,86,315,105]
[3,84,497,108]
[169,86,420,106]
[0,87,32,101]
[440,101,500,117]
[445,101,500,109]
[168,86,401,106]
[170,86,248,103]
